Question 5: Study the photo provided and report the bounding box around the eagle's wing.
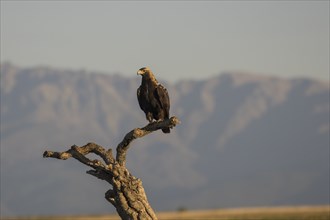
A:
[154,84,170,117]
[137,86,145,111]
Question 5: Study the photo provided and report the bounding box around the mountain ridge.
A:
[1,63,329,216]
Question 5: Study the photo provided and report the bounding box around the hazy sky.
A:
[1,1,329,82]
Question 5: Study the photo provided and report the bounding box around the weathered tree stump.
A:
[43,116,180,220]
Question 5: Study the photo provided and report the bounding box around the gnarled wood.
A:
[43,116,180,220]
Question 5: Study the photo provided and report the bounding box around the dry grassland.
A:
[2,205,329,220]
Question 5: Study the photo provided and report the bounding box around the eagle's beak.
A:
[137,70,143,75]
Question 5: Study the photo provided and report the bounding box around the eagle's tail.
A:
[162,127,170,133]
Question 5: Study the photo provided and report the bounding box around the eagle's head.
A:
[137,67,151,76]
[137,67,158,83]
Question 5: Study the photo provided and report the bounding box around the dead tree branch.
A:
[43,116,180,220]
[116,116,180,166]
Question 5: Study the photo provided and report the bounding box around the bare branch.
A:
[43,142,114,165]
[116,116,180,166]
[42,117,180,219]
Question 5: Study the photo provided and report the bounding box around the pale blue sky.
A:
[1,1,329,82]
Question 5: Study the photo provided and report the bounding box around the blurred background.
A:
[1,1,329,217]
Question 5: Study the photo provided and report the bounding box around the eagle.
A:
[137,67,171,133]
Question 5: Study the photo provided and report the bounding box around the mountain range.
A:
[1,63,329,217]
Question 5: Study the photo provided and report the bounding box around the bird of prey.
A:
[137,67,171,133]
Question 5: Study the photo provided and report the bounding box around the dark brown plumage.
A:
[137,67,171,133]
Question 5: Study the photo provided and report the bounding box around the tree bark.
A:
[43,116,180,220]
